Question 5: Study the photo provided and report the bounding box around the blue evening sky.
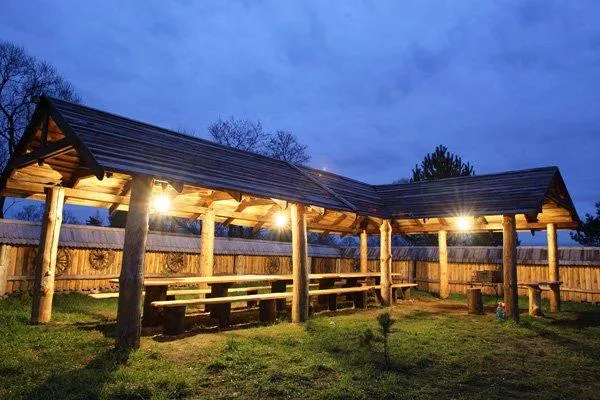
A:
[1,1,599,245]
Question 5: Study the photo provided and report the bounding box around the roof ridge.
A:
[374,166,559,189]
[287,162,358,212]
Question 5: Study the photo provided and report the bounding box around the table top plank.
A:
[109,272,383,287]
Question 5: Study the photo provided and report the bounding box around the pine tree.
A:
[412,145,474,182]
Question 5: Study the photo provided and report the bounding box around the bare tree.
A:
[14,204,42,221]
[265,130,310,165]
[14,203,80,224]
[208,116,267,152]
[0,41,79,164]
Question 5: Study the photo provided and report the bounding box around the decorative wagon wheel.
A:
[165,252,185,273]
[55,248,72,276]
[266,256,279,274]
[88,249,115,271]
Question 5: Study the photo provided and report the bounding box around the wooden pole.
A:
[31,187,64,324]
[291,203,309,323]
[438,230,449,299]
[360,229,368,273]
[547,223,561,312]
[200,208,215,281]
[379,219,392,306]
[502,214,519,322]
[115,176,153,349]
[0,244,9,297]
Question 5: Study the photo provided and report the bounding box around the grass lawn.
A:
[1,291,599,400]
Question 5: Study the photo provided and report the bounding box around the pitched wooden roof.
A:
[0,96,580,232]
[374,167,576,219]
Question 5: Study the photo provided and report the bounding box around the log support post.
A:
[379,219,392,306]
[200,208,216,282]
[360,230,368,273]
[547,223,561,312]
[31,187,65,324]
[291,204,309,323]
[438,230,449,299]
[115,176,153,349]
[503,214,519,322]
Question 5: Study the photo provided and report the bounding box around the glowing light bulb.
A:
[153,194,170,213]
[456,216,471,231]
[274,212,287,228]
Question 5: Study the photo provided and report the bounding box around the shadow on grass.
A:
[521,314,600,363]
[26,347,131,400]
[76,321,117,339]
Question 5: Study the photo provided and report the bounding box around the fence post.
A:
[0,244,9,297]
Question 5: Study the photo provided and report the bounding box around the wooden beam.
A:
[438,230,449,299]
[40,114,49,148]
[8,137,74,170]
[379,219,392,306]
[109,180,132,215]
[525,213,539,223]
[168,180,184,193]
[308,205,325,215]
[31,187,64,324]
[547,223,560,312]
[502,214,519,322]
[62,168,94,188]
[270,198,288,210]
[252,204,279,231]
[291,203,309,323]
[115,176,153,349]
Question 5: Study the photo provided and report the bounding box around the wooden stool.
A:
[163,306,186,336]
[259,299,277,324]
[467,288,484,314]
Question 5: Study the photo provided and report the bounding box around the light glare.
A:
[274,212,287,228]
[456,216,471,231]
[153,194,170,213]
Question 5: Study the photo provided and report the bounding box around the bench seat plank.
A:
[152,292,293,308]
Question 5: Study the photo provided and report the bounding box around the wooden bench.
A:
[153,292,293,334]
[391,283,417,301]
[151,285,381,335]
[310,285,378,311]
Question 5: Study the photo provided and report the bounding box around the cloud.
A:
[1,0,599,240]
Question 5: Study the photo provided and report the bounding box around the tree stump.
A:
[528,286,543,316]
[259,299,277,323]
[467,288,484,314]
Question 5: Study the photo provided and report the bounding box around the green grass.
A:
[1,292,599,399]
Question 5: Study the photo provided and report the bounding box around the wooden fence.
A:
[1,243,599,303]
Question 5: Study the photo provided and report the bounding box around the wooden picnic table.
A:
[109,272,383,326]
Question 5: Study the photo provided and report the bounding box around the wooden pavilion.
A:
[0,96,580,348]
